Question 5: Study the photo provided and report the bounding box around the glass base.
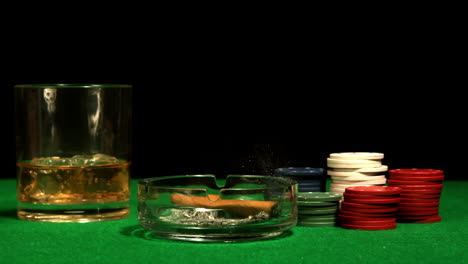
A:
[17,202,130,222]
[139,218,295,243]
[155,231,285,243]
[18,208,129,222]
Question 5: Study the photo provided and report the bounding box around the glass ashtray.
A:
[137,175,297,242]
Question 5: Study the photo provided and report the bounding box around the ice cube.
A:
[31,154,120,166]
[83,154,119,165]
[31,156,69,166]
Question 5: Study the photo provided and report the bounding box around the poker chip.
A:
[332,183,383,189]
[333,178,387,185]
[341,201,396,209]
[298,217,336,223]
[275,167,325,177]
[399,198,441,203]
[296,221,336,227]
[345,186,402,196]
[297,192,342,202]
[389,169,444,177]
[298,186,322,190]
[329,152,384,160]
[340,206,398,213]
[397,215,442,223]
[329,189,346,194]
[297,178,322,183]
[400,193,441,199]
[338,214,397,222]
[397,206,439,212]
[327,170,384,177]
[390,184,443,190]
[329,184,348,190]
[298,215,336,222]
[298,205,338,211]
[329,186,347,193]
[401,189,441,194]
[388,168,444,224]
[390,175,445,181]
[298,181,322,186]
[327,158,382,168]
[332,165,388,173]
[396,210,439,216]
[301,214,336,220]
[327,151,389,224]
[298,187,322,192]
[298,183,322,187]
[297,201,338,206]
[343,193,399,199]
[341,223,396,230]
[343,197,400,204]
[299,185,324,191]
[330,175,387,181]
[394,214,439,220]
[339,210,396,218]
[339,217,396,225]
[387,179,441,185]
[275,167,326,193]
[295,192,341,227]
[398,201,440,207]
[298,184,322,188]
[298,207,338,215]
[411,215,442,223]
[337,182,400,230]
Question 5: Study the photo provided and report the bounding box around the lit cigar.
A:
[171,193,278,217]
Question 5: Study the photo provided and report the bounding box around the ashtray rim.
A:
[138,174,297,191]
[275,167,325,176]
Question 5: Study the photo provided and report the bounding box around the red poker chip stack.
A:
[388,169,444,223]
[338,186,402,230]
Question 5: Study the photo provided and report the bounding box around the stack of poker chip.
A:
[297,192,342,227]
[327,152,388,194]
[388,169,444,223]
[274,167,325,192]
[338,186,402,230]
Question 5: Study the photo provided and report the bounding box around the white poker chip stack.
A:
[327,152,388,194]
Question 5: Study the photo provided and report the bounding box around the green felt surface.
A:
[1,179,467,264]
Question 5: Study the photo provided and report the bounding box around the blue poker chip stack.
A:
[274,167,326,192]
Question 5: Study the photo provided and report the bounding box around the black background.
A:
[2,70,465,180]
[2,26,465,180]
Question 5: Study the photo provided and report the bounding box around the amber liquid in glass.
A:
[17,161,130,222]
